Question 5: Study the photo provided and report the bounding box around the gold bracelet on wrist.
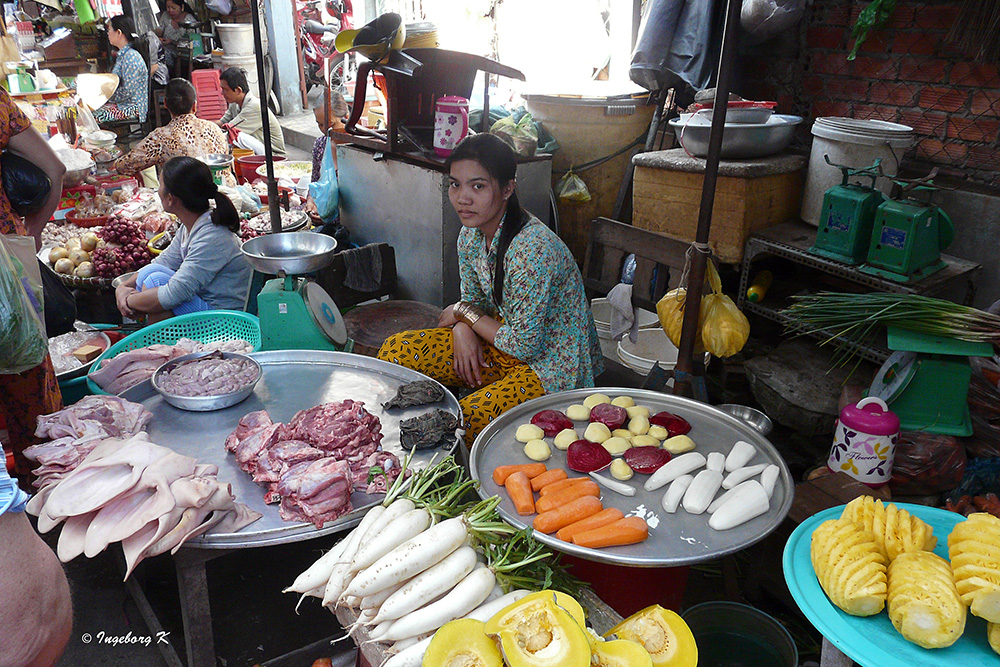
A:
[455,301,482,328]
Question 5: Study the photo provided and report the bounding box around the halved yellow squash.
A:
[422,619,503,667]
[604,605,697,667]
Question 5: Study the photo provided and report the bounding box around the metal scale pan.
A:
[470,388,793,567]
[120,350,462,549]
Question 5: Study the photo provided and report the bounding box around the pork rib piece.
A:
[276,457,353,528]
[225,410,273,452]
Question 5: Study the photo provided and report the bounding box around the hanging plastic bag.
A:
[308,138,339,223]
[656,249,706,353]
[0,234,47,374]
[700,260,750,358]
[556,169,591,202]
[511,113,538,157]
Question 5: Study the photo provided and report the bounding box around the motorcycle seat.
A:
[304,19,338,34]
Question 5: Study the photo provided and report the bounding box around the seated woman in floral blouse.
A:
[94,16,149,124]
[379,133,603,446]
[114,78,232,185]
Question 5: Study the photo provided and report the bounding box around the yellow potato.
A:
[611,396,635,408]
[583,393,611,409]
[584,422,612,444]
[611,429,633,440]
[566,404,591,421]
[515,424,545,443]
[648,425,669,440]
[627,415,650,436]
[663,434,696,454]
[601,437,631,456]
[524,439,552,462]
[625,405,650,419]
[610,459,633,481]
[553,428,578,450]
[630,434,659,448]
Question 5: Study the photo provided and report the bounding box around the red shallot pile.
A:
[92,216,153,278]
[224,400,403,528]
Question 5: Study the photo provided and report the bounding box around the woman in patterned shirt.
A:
[94,16,149,124]
[379,133,603,446]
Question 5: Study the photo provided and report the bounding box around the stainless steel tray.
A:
[469,388,793,567]
[120,350,461,549]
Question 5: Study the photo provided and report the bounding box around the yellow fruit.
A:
[988,622,1000,655]
[485,592,590,667]
[422,619,502,667]
[810,518,887,616]
[949,513,1000,622]
[888,551,966,649]
[840,496,937,561]
[604,605,697,667]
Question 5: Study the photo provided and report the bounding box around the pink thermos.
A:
[433,96,469,157]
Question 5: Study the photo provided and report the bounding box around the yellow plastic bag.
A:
[655,259,748,358]
[701,261,750,358]
[556,169,591,202]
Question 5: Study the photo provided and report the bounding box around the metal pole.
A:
[672,0,741,396]
[250,0,281,234]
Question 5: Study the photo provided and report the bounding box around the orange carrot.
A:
[538,476,590,497]
[556,507,625,542]
[533,495,604,534]
[492,463,547,485]
[529,468,568,492]
[535,480,600,514]
[504,471,535,516]
[571,516,649,548]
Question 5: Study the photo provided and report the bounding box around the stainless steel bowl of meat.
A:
[151,350,262,411]
[241,232,338,276]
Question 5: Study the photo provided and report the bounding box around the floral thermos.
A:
[828,397,900,487]
[433,96,469,157]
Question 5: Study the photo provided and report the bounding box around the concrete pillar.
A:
[263,0,303,115]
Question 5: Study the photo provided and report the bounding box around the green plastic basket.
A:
[86,310,262,396]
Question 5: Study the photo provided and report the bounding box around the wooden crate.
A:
[632,150,806,264]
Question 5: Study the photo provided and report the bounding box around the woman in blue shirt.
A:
[94,16,149,123]
[115,156,251,322]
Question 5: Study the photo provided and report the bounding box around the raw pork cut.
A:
[276,458,353,527]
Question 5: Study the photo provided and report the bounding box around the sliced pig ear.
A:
[208,503,262,535]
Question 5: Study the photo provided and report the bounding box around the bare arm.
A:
[7,126,66,249]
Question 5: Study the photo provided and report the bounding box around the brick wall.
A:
[742,0,1000,189]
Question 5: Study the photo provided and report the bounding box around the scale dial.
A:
[869,350,918,403]
[302,282,349,346]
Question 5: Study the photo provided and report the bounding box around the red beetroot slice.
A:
[566,440,613,473]
[589,403,628,431]
[649,411,692,437]
[530,409,574,437]
[623,446,672,474]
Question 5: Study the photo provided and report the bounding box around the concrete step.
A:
[278,110,322,154]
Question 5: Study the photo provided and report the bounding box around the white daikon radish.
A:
[284,530,351,594]
[360,579,406,611]
[379,566,496,642]
[682,469,724,515]
[706,452,726,473]
[708,480,758,514]
[661,474,693,513]
[589,472,637,497]
[350,508,433,572]
[644,452,707,491]
[371,545,479,624]
[724,440,757,472]
[760,464,780,498]
[322,510,381,607]
[709,481,769,530]
[721,464,767,490]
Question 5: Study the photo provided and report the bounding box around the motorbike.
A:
[298,0,356,90]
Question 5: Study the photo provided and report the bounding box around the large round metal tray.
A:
[119,350,461,549]
[469,388,793,566]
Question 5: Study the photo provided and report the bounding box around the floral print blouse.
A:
[114,113,230,182]
[458,215,603,392]
[0,88,31,236]
[102,44,149,121]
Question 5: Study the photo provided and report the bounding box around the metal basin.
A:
[241,232,338,275]
[715,403,774,436]
[669,114,803,159]
[151,351,262,412]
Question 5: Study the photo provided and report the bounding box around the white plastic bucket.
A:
[215,23,261,55]
[800,118,914,226]
[590,297,659,340]
[221,54,259,89]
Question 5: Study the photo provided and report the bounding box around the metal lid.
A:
[302,282,348,346]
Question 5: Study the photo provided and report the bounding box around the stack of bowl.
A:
[590,297,660,340]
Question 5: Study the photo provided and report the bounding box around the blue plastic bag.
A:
[308,138,339,223]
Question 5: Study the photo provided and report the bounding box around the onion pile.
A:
[92,216,153,278]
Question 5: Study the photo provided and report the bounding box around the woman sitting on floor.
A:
[115,156,251,322]
[93,16,149,124]
[378,133,603,446]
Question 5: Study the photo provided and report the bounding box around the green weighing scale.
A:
[868,326,992,436]
[808,156,884,265]
[242,232,353,352]
[859,170,955,284]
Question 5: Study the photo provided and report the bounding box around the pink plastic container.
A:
[433,95,469,157]
[828,396,900,487]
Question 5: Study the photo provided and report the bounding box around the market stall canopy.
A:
[77,73,119,111]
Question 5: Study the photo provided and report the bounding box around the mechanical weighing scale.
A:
[808,156,884,265]
[868,326,992,436]
[860,171,955,283]
[241,232,353,353]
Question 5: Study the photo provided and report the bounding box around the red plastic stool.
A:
[191,69,227,123]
